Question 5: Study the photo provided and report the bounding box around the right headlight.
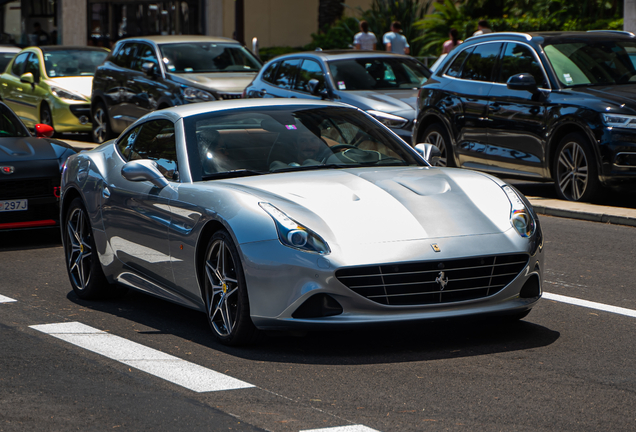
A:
[602,113,636,129]
[502,185,536,238]
[259,202,330,254]
[50,86,88,102]
[367,110,408,128]
[182,86,216,102]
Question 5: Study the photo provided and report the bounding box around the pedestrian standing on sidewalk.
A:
[383,21,410,55]
[353,20,377,50]
[442,29,462,54]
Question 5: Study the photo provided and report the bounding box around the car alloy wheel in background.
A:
[422,124,453,167]
[92,102,112,143]
[40,103,53,128]
[554,133,599,202]
[204,230,257,345]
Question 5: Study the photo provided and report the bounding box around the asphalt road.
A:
[1,216,635,431]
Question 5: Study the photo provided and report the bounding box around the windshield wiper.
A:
[201,169,266,180]
[270,164,347,173]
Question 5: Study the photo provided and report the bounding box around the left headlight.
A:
[259,202,330,254]
[502,185,536,238]
[50,86,88,102]
[367,110,408,128]
[602,113,636,129]
[182,86,216,102]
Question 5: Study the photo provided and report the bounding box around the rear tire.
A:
[64,197,126,299]
[40,103,55,136]
[553,132,600,202]
[203,230,258,345]
[421,123,455,167]
[92,101,113,144]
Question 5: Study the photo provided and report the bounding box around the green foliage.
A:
[415,0,469,56]
[304,16,360,50]
[258,46,304,63]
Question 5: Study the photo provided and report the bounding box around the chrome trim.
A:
[614,152,636,168]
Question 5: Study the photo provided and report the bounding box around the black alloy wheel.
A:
[40,103,53,127]
[203,230,257,345]
[422,123,454,167]
[64,197,125,299]
[553,133,600,202]
[92,101,113,144]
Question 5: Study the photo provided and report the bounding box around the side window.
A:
[294,59,324,93]
[25,53,40,82]
[445,48,472,78]
[117,125,142,161]
[461,43,503,82]
[11,53,29,76]
[132,44,158,72]
[261,61,279,83]
[112,43,137,69]
[273,59,301,90]
[498,43,548,88]
[129,120,178,181]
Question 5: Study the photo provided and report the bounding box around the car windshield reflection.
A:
[189,106,422,180]
[160,43,262,73]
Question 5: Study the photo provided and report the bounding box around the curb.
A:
[528,198,636,227]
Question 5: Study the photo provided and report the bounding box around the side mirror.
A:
[121,159,169,188]
[20,72,34,84]
[507,73,538,94]
[307,79,321,95]
[141,62,156,77]
[415,143,442,166]
[35,123,54,138]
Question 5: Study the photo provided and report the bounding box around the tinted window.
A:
[445,48,471,78]
[294,59,324,93]
[129,120,178,181]
[261,61,279,83]
[117,125,142,160]
[328,57,430,90]
[0,104,29,137]
[273,59,301,89]
[25,53,40,82]
[461,43,502,81]
[43,49,108,77]
[132,43,158,72]
[160,43,261,73]
[112,43,137,69]
[498,43,548,88]
[11,53,29,76]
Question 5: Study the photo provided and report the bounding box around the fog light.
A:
[292,293,343,318]
[79,116,88,125]
[520,275,541,298]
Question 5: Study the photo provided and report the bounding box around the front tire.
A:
[421,123,454,167]
[40,103,54,128]
[64,198,124,299]
[553,133,600,202]
[92,101,113,144]
[203,230,257,345]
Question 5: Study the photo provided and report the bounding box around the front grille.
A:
[0,178,57,199]
[217,92,242,100]
[336,254,529,306]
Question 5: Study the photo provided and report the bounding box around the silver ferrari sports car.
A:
[60,99,544,345]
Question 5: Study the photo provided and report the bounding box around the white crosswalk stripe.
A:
[30,321,254,392]
[300,426,381,432]
[0,294,16,303]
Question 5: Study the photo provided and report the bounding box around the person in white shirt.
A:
[473,20,492,36]
[383,21,410,55]
[353,20,377,51]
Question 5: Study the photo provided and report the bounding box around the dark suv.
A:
[414,31,636,201]
[91,35,262,143]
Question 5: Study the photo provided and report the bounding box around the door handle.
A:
[102,186,111,199]
[127,80,135,85]
[259,89,267,97]
[489,104,501,112]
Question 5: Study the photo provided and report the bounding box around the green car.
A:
[0,46,109,134]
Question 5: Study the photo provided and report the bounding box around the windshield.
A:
[544,39,636,87]
[0,104,29,137]
[43,50,108,77]
[159,43,262,73]
[185,106,423,181]
[328,57,430,91]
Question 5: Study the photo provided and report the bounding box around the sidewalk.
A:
[63,140,636,228]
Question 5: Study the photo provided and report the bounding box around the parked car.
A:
[0,46,20,72]
[414,31,636,201]
[0,46,109,134]
[0,101,76,230]
[61,98,543,345]
[244,50,430,141]
[91,35,263,144]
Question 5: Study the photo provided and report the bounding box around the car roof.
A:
[467,30,636,45]
[38,46,110,53]
[144,98,355,122]
[116,35,241,45]
[271,49,417,62]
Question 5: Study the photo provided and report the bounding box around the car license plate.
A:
[0,199,28,212]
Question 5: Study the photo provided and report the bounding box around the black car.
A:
[91,35,262,143]
[414,31,636,201]
[0,102,76,230]
[245,50,430,141]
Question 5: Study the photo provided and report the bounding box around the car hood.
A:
[46,76,94,99]
[220,167,514,245]
[569,84,636,109]
[169,72,257,93]
[0,136,74,163]
[338,89,418,119]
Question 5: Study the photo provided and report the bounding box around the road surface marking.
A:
[0,294,16,303]
[543,292,636,318]
[30,321,254,393]
[301,426,381,432]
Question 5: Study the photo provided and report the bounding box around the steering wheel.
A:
[319,144,358,162]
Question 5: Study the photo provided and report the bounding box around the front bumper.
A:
[599,127,636,184]
[50,99,91,133]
